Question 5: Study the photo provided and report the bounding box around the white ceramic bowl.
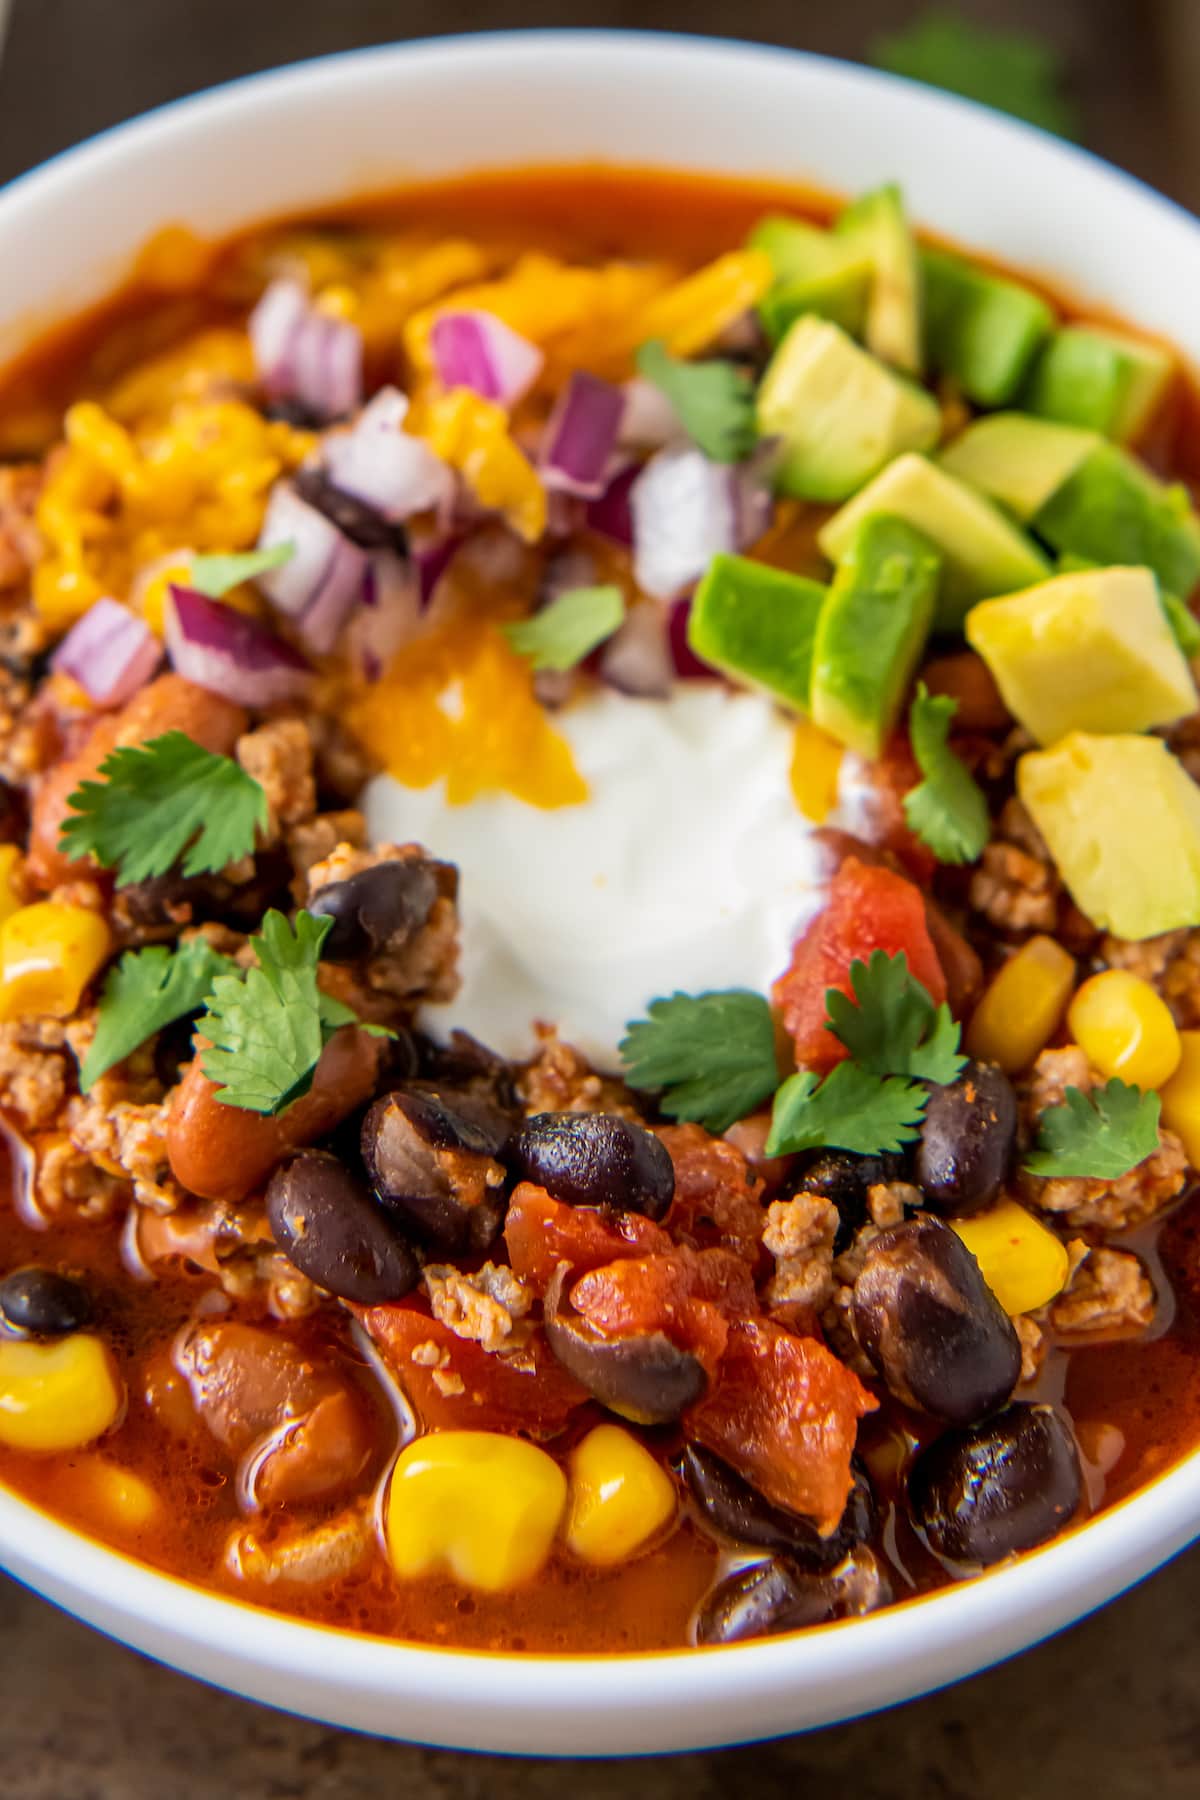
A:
[1,28,1199,1756]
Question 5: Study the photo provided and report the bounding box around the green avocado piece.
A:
[1056,552,1200,658]
[835,184,923,375]
[939,413,1100,520]
[687,553,827,711]
[819,454,1051,630]
[1022,323,1175,444]
[809,514,940,757]
[756,317,940,503]
[1033,441,1200,598]
[749,217,873,340]
[1018,733,1200,939]
[920,248,1055,407]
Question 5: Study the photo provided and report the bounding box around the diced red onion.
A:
[409,526,464,608]
[618,377,682,449]
[295,534,370,655]
[545,490,588,540]
[540,372,625,499]
[629,445,775,601]
[584,461,638,547]
[254,482,369,651]
[322,386,455,521]
[668,598,717,681]
[166,586,312,707]
[51,596,162,708]
[430,309,544,408]
[248,277,363,421]
[345,552,421,681]
[599,600,674,699]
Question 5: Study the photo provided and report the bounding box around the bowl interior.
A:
[1,28,1199,1756]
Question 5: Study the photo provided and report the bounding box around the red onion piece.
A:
[618,376,682,449]
[599,600,674,698]
[540,372,625,498]
[166,586,311,707]
[254,482,369,651]
[629,445,775,601]
[296,534,370,655]
[322,387,455,521]
[345,552,421,681]
[248,277,363,422]
[668,598,717,680]
[584,461,638,547]
[51,597,162,708]
[409,526,464,607]
[430,309,544,407]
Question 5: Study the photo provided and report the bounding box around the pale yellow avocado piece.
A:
[1018,732,1200,939]
[966,565,1198,744]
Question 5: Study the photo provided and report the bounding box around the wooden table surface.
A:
[2,2,1200,1794]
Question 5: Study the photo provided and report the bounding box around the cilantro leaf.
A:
[824,949,966,1085]
[189,542,295,598]
[766,1062,928,1157]
[619,990,780,1133]
[902,685,990,866]
[502,585,625,673]
[870,12,1079,140]
[59,731,267,887]
[81,937,235,1093]
[635,340,757,464]
[1023,1079,1162,1180]
[198,910,388,1115]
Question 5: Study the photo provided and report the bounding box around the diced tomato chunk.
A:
[686,1317,877,1533]
[657,1123,766,1265]
[355,1302,588,1436]
[503,1182,671,1296]
[569,1244,756,1376]
[773,856,947,1074]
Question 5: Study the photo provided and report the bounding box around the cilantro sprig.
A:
[903,685,990,866]
[635,340,757,464]
[81,937,235,1093]
[59,731,267,886]
[189,542,295,598]
[824,948,966,1082]
[1024,1079,1161,1180]
[765,1063,927,1157]
[198,909,389,1116]
[618,989,780,1133]
[870,12,1079,140]
[502,585,625,673]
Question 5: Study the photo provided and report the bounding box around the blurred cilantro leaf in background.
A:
[871,10,1079,141]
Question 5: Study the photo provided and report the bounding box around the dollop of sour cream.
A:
[365,683,831,1069]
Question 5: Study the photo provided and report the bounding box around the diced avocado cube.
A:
[757,317,940,504]
[819,454,1051,630]
[750,216,873,340]
[1022,323,1175,444]
[1033,441,1200,599]
[921,248,1055,407]
[939,413,1100,520]
[835,184,923,375]
[966,565,1198,744]
[809,515,940,757]
[688,553,827,711]
[1056,552,1200,657]
[1018,733,1200,939]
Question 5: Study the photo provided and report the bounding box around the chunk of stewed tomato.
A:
[569,1245,757,1376]
[657,1123,767,1265]
[773,855,947,1074]
[503,1182,672,1296]
[686,1316,878,1534]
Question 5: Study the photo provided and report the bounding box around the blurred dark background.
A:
[2,1,1200,1796]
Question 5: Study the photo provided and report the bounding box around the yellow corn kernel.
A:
[0,846,25,927]
[420,389,547,543]
[0,903,112,1023]
[952,1196,1071,1316]
[1067,969,1181,1091]
[564,1424,676,1567]
[1160,1030,1200,1166]
[966,935,1077,1075]
[385,1430,566,1593]
[60,1455,162,1534]
[0,1335,123,1452]
[790,720,844,823]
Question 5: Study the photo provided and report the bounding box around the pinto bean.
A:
[28,674,247,889]
[166,1026,383,1204]
[921,651,1012,734]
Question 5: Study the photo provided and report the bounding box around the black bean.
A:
[852,1215,1021,1425]
[678,1444,876,1570]
[693,1552,888,1646]
[0,776,27,846]
[909,1403,1084,1565]
[415,1029,520,1115]
[915,1061,1017,1218]
[361,1086,508,1254]
[510,1113,675,1219]
[309,860,444,962]
[266,1150,420,1304]
[0,1267,92,1336]
[797,1150,907,1252]
[542,1266,706,1425]
[292,466,409,556]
